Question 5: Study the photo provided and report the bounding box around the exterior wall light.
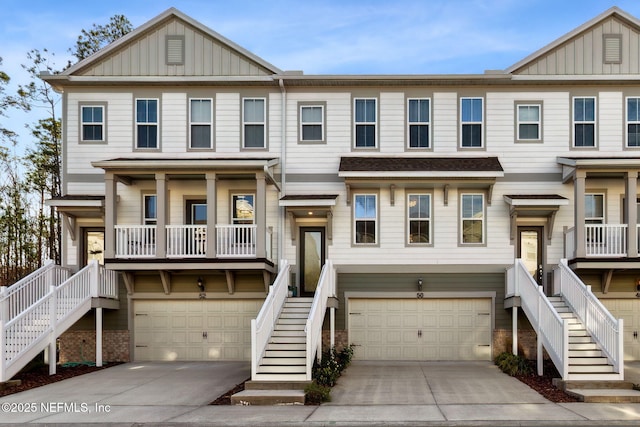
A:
[417,278,423,292]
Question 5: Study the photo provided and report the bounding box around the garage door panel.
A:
[350,298,492,361]
[602,299,640,361]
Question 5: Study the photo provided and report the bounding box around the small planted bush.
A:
[306,344,355,404]
[495,352,532,376]
[304,381,331,404]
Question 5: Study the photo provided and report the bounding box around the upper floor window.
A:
[573,97,595,147]
[300,105,324,142]
[143,194,157,225]
[136,99,158,149]
[354,194,377,244]
[461,193,484,244]
[460,97,483,148]
[354,98,377,148]
[408,193,431,244]
[627,97,640,147]
[585,193,604,224]
[232,194,255,224]
[517,104,541,141]
[81,105,104,142]
[243,98,266,149]
[407,98,430,148]
[190,99,212,149]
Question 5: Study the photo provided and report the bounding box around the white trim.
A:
[135,98,159,149]
[242,97,266,149]
[353,193,377,245]
[516,104,541,141]
[189,98,213,149]
[407,192,432,245]
[299,104,325,142]
[407,98,431,149]
[80,104,105,142]
[572,96,597,148]
[353,97,378,148]
[460,97,484,148]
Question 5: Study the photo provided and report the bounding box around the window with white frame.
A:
[300,105,324,142]
[190,99,212,149]
[408,98,430,148]
[461,193,484,244]
[143,194,157,225]
[585,193,604,224]
[460,97,483,148]
[408,193,431,244]
[354,194,377,244]
[136,99,158,149]
[243,98,266,148]
[574,97,596,147]
[354,98,376,148]
[517,104,541,141]
[81,105,104,141]
[627,97,640,147]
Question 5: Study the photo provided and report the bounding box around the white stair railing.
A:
[554,259,623,377]
[251,260,289,381]
[305,260,336,381]
[1,261,118,382]
[507,259,568,378]
[0,260,70,320]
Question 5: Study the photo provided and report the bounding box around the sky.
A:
[3,0,640,152]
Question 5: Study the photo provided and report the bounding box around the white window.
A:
[517,104,541,141]
[81,105,104,141]
[408,193,431,244]
[461,193,484,244]
[407,99,430,148]
[354,194,377,244]
[354,98,377,148]
[190,99,212,149]
[300,105,324,142]
[461,97,483,148]
[136,99,158,149]
[585,193,604,224]
[573,97,596,147]
[143,195,157,225]
[627,97,640,147]
[243,98,266,148]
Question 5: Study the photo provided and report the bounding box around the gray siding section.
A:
[335,273,509,330]
[516,17,640,75]
[80,18,271,77]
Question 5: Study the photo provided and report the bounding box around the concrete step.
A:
[264,350,306,358]
[252,373,309,382]
[258,365,306,374]
[564,388,640,403]
[244,380,311,390]
[230,389,305,405]
[555,379,635,390]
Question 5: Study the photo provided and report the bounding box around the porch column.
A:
[96,307,103,367]
[206,172,217,258]
[512,306,518,355]
[256,172,266,258]
[155,173,167,258]
[104,173,117,259]
[626,171,638,257]
[574,170,587,258]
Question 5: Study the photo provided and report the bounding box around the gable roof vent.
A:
[603,34,621,64]
[166,35,185,65]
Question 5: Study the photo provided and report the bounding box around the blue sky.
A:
[2,0,640,150]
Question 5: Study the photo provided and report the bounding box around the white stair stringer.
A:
[253,297,313,382]
[547,296,621,381]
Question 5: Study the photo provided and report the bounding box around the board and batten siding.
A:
[336,273,507,331]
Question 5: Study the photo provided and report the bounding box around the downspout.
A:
[278,78,287,269]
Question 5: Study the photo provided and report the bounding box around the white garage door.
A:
[601,299,640,361]
[349,298,492,361]
[134,299,262,361]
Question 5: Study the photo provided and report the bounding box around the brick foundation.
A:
[493,329,541,359]
[58,330,130,364]
[321,329,349,352]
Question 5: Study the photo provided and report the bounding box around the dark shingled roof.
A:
[280,195,339,200]
[339,157,503,172]
[504,195,567,200]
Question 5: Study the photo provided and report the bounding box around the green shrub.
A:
[495,352,532,376]
[304,381,331,404]
[312,344,355,387]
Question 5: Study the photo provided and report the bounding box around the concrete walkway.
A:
[0,360,638,425]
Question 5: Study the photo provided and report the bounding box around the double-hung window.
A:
[300,105,324,142]
[408,99,430,148]
[232,194,255,245]
[190,99,212,149]
[574,97,596,147]
[461,193,484,244]
[354,98,376,148]
[81,105,104,142]
[243,98,266,148]
[585,194,604,225]
[517,104,541,141]
[461,97,483,148]
[408,193,431,244]
[143,195,157,226]
[627,97,640,147]
[354,194,377,244]
[136,99,158,149]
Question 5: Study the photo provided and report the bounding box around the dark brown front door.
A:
[300,227,325,296]
[518,226,544,285]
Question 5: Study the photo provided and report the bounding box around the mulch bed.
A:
[210,379,248,405]
[512,359,579,403]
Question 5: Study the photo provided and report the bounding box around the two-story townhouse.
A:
[30,6,640,380]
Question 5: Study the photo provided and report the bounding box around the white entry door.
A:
[134,299,262,361]
[349,298,492,361]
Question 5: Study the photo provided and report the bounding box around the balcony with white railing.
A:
[115,225,157,258]
[564,224,633,259]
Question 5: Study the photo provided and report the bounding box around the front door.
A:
[82,228,105,265]
[518,226,544,285]
[300,227,325,296]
